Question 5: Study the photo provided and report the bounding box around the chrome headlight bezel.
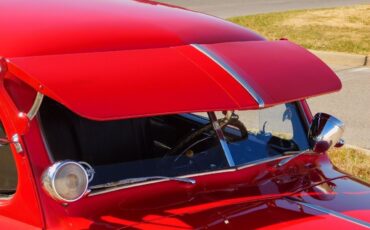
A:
[42,160,89,203]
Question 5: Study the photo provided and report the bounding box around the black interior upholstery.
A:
[39,98,154,166]
[39,99,234,183]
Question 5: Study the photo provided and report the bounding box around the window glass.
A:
[224,103,309,165]
[0,124,18,196]
[40,98,309,189]
[238,103,308,148]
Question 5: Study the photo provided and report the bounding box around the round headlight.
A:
[42,161,89,202]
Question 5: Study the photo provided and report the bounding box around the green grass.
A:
[328,147,370,183]
[228,5,370,55]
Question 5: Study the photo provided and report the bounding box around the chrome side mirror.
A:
[308,113,344,153]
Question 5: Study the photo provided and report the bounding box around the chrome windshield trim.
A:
[90,179,169,195]
[27,92,44,120]
[182,168,236,178]
[90,176,196,190]
[89,168,236,196]
[208,112,235,167]
[286,198,370,228]
[191,44,265,108]
[296,101,310,130]
[88,156,289,197]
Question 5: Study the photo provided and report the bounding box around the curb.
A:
[309,50,369,68]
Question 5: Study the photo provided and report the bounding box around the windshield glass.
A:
[225,103,309,165]
[40,98,308,187]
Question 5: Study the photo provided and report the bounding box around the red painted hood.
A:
[6,40,341,121]
[53,155,370,229]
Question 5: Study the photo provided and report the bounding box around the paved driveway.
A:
[158,0,370,18]
[308,67,370,149]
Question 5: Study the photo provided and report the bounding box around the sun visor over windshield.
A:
[188,40,341,108]
[6,40,340,120]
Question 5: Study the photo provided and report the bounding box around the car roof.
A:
[0,0,263,58]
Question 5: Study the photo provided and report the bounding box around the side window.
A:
[0,123,18,197]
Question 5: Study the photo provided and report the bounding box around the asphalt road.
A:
[158,0,370,18]
[308,66,370,149]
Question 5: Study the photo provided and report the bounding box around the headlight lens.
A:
[42,161,89,202]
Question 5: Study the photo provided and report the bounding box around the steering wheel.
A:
[159,114,248,171]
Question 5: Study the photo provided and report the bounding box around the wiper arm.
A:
[276,149,312,167]
[90,176,196,190]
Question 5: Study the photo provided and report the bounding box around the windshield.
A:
[39,98,309,187]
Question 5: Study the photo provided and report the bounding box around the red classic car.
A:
[0,0,369,229]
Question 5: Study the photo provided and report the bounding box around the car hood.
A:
[5,40,340,122]
[49,155,370,229]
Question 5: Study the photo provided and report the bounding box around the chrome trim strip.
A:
[90,179,169,195]
[191,44,265,108]
[181,168,236,178]
[27,92,44,120]
[286,198,370,228]
[89,155,290,196]
[89,168,237,196]
[208,112,235,167]
[90,176,195,190]
[296,101,310,129]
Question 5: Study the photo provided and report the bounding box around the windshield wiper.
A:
[276,149,312,167]
[89,176,196,190]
